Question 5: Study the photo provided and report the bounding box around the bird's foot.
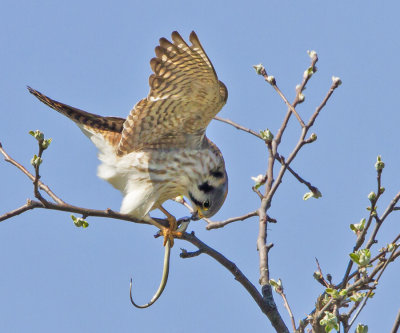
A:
[159,216,182,247]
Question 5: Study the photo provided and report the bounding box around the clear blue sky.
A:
[1,1,399,332]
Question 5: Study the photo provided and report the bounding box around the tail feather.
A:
[27,86,125,147]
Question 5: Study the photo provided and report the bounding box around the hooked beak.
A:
[191,209,204,221]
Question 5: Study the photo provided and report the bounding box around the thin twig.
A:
[378,191,400,224]
[211,119,320,194]
[206,211,258,230]
[307,80,341,129]
[179,248,204,258]
[259,68,305,128]
[274,53,318,146]
[0,200,37,222]
[391,308,400,333]
[348,246,400,329]
[340,180,399,289]
[279,291,296,332]
[214,116,263,140]
[0,142,65,204]
[276,153,320,195]
[252,186,264,200]
[315,258,330,288]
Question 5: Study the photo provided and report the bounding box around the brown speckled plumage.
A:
[28,31,228,220]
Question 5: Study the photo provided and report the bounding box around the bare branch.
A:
[258,67,305,128]
[214,116,263,140]
[315,258,330,288]
[206,211,258,230]
[252,186,264,200]
[274,53,318,146]
[277,289,296,332]
[391,308,400,333]
[266,79,341,211]
[211,118,320,195]
[258,142,275,286]
[1,198,169,227]
[276,153,320,195]
[179,248,204,258]
[307,79,342,129]
[180,231,289,333]
[0,199,39,222]
[0,142,65,204]
[378,191,400,223]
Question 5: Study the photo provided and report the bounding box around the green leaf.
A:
[349,253,360,265]
[320,312,339,332]
[356,324,368,333]
[332,76,342,86]
[350,292,363,303]
[350,218,366,234]
[259,129,274,142]
[303,189,322,201]
[29,130,44,141]
[71,215,88,228]
[269,278,282,292]
[41,138,52,149]
[30,154,42,167]
[326,288,341,299]
[307,50,317,59]
[375,155,385,171]
[313,271,323,280]
[350,249,371,267]
[367,191,376,202]
[252,63,264,75]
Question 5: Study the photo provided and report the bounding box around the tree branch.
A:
[0,142,64,204]
[0,199,39,222]
[391,308,400,333]
[258,67,305,128]
[274,52,318,146]
[275,153,321,195]
[212,117,320,195]
[180,231,289,333]
[214,116,263,140]
[277,289,296,332]
[206,211,259,230]
[0,197,170,227]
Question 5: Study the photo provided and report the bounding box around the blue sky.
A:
[1,1,400,332]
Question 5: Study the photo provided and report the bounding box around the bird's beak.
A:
[197,210,204,219]
[191,209,203,221]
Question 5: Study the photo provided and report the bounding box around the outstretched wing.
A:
[117,31,228,156]
[27,87,124,148]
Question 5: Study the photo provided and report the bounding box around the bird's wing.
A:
[116,31,228,156]
[27,87,124,148]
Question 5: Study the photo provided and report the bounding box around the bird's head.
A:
[187,168,228,219]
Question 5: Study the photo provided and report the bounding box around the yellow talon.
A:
[158,206,182,247]
[160,221,183,247]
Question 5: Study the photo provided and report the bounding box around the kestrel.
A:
[28,31,228,245]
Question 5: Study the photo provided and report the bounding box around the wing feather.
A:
[117,31,227,156]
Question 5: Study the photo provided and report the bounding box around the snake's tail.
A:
[129,239,171,309]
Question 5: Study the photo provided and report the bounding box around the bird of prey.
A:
[28,31,228,246]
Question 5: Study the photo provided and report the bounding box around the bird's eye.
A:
[203,200,210,210]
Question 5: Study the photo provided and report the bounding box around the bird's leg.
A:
[158,206,182,247]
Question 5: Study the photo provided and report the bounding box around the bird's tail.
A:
[27,86,124,147]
